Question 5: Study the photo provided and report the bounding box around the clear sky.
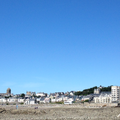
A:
[0,0,120,94]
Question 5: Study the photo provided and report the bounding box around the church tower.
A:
[7,88,11,94]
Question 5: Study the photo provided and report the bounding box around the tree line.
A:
[74,86,112,96]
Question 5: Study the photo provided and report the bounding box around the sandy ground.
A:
[0,104,120,120]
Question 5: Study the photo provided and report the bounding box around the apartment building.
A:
[111,86,120,103]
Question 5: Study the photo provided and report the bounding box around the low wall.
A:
[84,103,118,107]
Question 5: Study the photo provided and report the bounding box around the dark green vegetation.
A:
[74,86,112,96]
[20,102,24,105]
[50,101,64,104]
[20,93,25,98]
[74,86,97,96]
[55,101,64,104]
[101,86,111,92]
[5,95,12,99]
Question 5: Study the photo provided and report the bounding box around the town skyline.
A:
[0,85,113,95]
[0,85,120,105]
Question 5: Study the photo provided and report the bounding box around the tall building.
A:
[111,86,120,103]
[7,88,11,94]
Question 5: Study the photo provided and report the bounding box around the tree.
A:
[20,93,25,98]
[75,86,97,96]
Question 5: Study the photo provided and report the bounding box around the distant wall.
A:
[84,102,118,107]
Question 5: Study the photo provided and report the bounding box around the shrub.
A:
[6,102,9,105]
[20,102,24,105]
[84,100,89,102]
[55,101,64,104]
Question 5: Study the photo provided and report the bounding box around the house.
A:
[25,94,31,99]
[55,92,64,96]
[44,97,50,103]
[50,94,57,102]
[64,97,74,104]
[49,93,56,100]
[55,96,63,102]
[70,91,75,96]
[63,95,74,101]
[36,98,41,103]
[18,97,25,103]
[64,92,70,96]
[36,92,47,97]
[24,98,36,105]
[31,92,36,96]
[75,96,82,101]
[14,94,21,98]
[0,98,7,103]
[49,93,56,97]
[39,97,46,103]
[7,97,18,103]
[81,95,93,101]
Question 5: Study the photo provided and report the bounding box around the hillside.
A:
[74,86,111,96]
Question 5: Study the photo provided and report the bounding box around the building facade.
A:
[7,88,11,95]
[94,92,112,103]
[94,88,100,94]
[111,86,120,103]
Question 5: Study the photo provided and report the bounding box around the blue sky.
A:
[0,0,120,94]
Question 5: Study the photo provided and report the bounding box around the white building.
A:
[81,95,93,101]
[36,92,46,97]
[70,91,75,96]
[51,98,56,102]
[64,98,74,104]
[7,98,17,103]
[111,86,120,103]
[0,98,7,103]
[24,99,36,105]
[94,88,100,94]
[94,92,112,103]
[39,97,46,103]
[55,96,63,102]
[18,98,25,103]
[44,97,50,103]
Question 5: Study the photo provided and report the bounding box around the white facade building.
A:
[94,92,112,103]
[94,88,100,94]
[0,98,7,103]
[64,98,74,104]
[24,99,36,105]
[36,92,46,97]
[18,98,25,103]
[81,95,93,101]
[111,86,120,103]
[7,98,17,103]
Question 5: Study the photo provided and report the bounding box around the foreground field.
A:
[0,104,120,120]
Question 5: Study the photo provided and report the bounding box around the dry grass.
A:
[0,104,120,120]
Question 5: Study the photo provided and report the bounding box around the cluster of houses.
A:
[0,86,120,105]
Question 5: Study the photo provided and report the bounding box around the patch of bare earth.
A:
[0,105,120,120]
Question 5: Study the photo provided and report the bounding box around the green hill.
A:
[74,86,111,96]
